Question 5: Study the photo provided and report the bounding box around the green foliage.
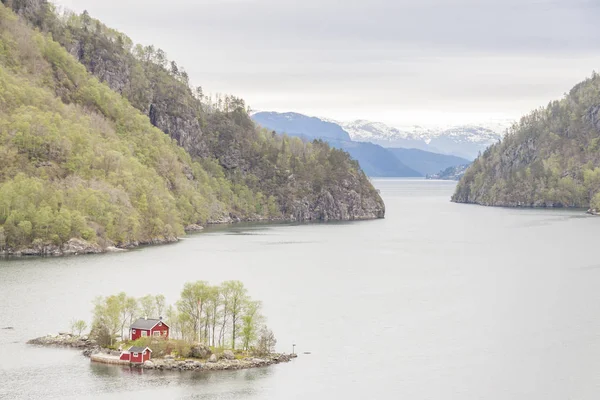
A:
[174,280,260,350]
[91,295,121,346]
[453,71,600,209]
[240,300,263,351]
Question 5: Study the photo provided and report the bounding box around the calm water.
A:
[2,179,600,399]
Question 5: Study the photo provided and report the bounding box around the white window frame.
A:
[141,331,147,337]
[132,329,136,334]
[153,331,161,337]
[133,352,138,357]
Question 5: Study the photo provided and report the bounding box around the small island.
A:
[28,280,296,372]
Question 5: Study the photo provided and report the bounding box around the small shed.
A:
[120,346,152,364]
[129,317,170,341]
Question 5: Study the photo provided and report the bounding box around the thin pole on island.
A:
[292,343,296,356]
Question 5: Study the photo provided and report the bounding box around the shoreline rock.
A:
[0,236,178,257]
[29,333,297,373]
[184,224,204,232]
[138,352,296,372]
[27,333,99,352]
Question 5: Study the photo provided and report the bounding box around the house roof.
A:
[128,346,152,353]
[130,318,169,330]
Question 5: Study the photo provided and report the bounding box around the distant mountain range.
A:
[252,112,472,177]
[337,120,507,160]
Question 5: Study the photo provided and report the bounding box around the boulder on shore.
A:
[208,354,218,363]
[190,343,212,359]
[62,238,102,255]
[184,224,204,232]
[222,350,235,360]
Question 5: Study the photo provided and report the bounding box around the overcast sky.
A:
[54,0,600,127]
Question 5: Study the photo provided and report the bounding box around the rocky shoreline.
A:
[0,237,177,257]
[27,333,296,372]
[1,208,382,257]
[137,352,295,372]
[27,333,99,351]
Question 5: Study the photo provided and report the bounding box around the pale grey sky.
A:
[54,0,600,127]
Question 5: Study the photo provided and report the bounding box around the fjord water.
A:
[2,179,600,399]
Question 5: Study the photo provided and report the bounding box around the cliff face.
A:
[290,181,385,221]
[1,0,384,230]
[452,73,600,210]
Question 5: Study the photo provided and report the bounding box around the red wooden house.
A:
[129,317,170,341]
[120,346,152,364]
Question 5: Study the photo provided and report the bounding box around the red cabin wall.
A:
[129,349,150,363]
[150,323,169,339]
[130,351,143,363]
[131,329,150,341]
[119,353,130,361]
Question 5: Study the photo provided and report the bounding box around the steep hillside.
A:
[0,3,384,254]
[387,148,470,176]
[453,72,600,211]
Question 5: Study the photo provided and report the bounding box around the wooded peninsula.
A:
[0,0,384,256]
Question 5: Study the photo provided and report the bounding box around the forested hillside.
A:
[453,72,600,211]
[0,2,384,254]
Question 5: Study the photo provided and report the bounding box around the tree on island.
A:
[256,327,277,356]
[223,280,248,350]
[92,295,122,346]
[70,319,88,337]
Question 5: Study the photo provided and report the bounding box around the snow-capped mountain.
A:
[340,120,425,141]
[335,120,508,159]
[252,110,510,161]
